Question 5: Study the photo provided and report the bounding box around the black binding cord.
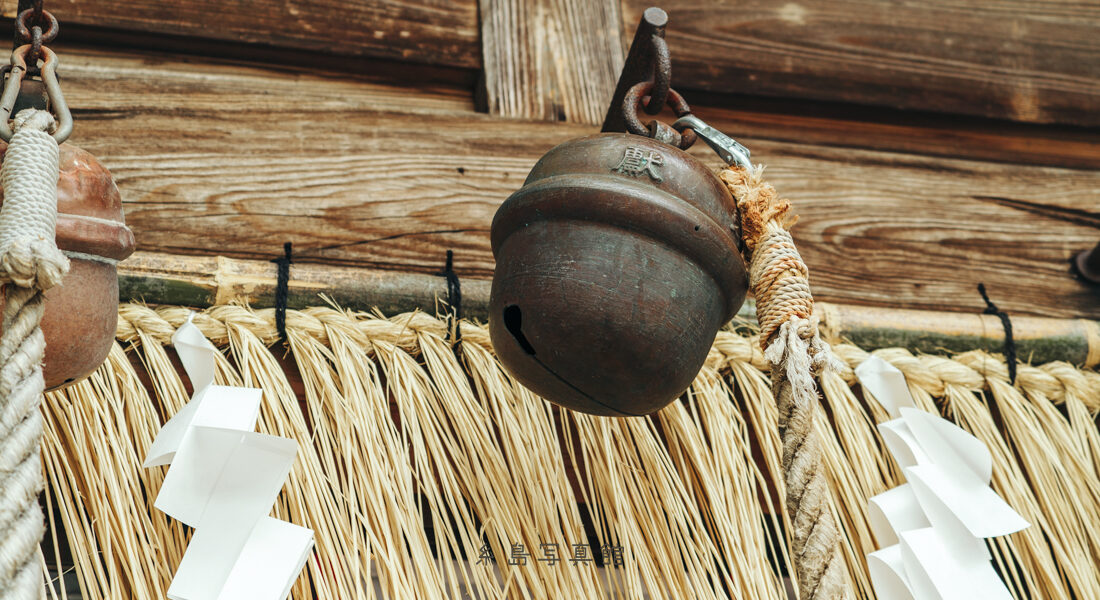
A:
[272,242,292,343]
[978,283,1017,385]
[436,250,462,351]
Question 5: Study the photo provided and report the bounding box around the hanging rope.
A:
[0,108,68,600]
[720,165,850,599]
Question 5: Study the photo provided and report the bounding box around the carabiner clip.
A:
[672,114,751,169]
[0,45,71,143]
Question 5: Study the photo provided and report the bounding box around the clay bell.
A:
[0,141,136,390]
[490,133,748,416]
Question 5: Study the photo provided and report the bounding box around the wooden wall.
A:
[6,0,1099,319]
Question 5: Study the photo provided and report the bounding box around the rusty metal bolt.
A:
[1074,242,1100,285]
[490,133,748,416]
[0,142,135,390]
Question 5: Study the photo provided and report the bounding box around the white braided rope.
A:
[0,109,68,600]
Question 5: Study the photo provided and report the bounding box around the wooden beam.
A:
[684,93,1100,170]
[2,0,481,68]
[624,1,1100,127]
[478,0,624,124]
[49,45,1100,320]
[23,0,1100,128]
[119,251,1100,367]
[119,251,491,319]
[52,44,1100,170]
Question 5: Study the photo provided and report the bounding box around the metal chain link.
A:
[1,1,71,143]
[642,34,670,115]
[13,0,57,70]
[618,31,699,151]
[623,81,696,150]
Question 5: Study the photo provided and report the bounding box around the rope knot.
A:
[0,237,67,289]
[718,166,794,252]
[765,317,842,390]
[12,108,55,135]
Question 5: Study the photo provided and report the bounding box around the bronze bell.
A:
[0,46,135,390]
[490,132,747,416]
[0,143,136,391]
[489,8,753,416]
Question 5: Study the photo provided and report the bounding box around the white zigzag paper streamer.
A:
[856,356,1029,600]
[144,314,314,600]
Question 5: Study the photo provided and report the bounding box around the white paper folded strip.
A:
[144,314,314,600]
[856,356,1028,600]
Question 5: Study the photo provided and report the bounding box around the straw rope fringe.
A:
[38,303,1100,600]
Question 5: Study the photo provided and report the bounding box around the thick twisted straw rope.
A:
[114,302,1100,432]
[112,303,1100,421]
[0,110,68,600]
[115,305,1100,428]
[720,166,849,599]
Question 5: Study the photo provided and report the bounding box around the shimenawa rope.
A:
[721,165,850,599]
[37,302,1100,599]
[0,109,68,600]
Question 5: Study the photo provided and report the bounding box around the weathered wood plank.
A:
[65,46,1099,170]
[478,0,624,124]
[49,46,1100,319]
[18,0,1100,128]
[2,0,481,68]
[56,45,1100,169]
[687,94,1100,170]
[119,251,1100,367]
[56,46,475,116]
[624,1,1100,126]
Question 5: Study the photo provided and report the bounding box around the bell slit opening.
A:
[503,304,537,355]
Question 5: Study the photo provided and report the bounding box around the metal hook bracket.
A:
[672,115,752,169]
[0,44,71,142]
[601,7,669,134]
[601,6,752,168]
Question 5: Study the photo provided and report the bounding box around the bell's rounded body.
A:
[0,142,136,390]
[490,133,748,416]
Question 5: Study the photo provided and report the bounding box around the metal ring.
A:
[30,26,43,68]
[642,35,670,115]
[622,81,653,135]
[676,124,697,149]
[659,89,696,148]
[665,89,692,117]
[623,81,696,149]
[15,8,58,44]
[0,45,72,143]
